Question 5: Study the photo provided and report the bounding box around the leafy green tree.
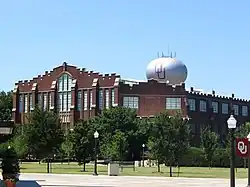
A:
[25,106,64,159]
[61,133,73,164]
[201,127,219,168]
[94,107,139,162]
[149,112,190,176]
[10,125,29,158]
[69,120,94,171]
[101,131,128,161]
[169,113,190,174]
[237,122,250,138]
[149,112,170,173]
[0,91,12,121]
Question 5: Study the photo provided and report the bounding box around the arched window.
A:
[57,73,72,112]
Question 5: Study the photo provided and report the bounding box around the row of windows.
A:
[19,89,115,113]
[122,97,182,110]
[188,99,249,116]
[19,93,52,113]
[77,89,115,111]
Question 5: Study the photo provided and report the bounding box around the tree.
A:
[201,127,219,168]
[237,122,250,138]
[10,125,29,159]
[61,133,73,164]
[69,120,94,172]
[149,112,190,176]
[0,91,12,121]
[95,107,139,162]
[25,106,64,159]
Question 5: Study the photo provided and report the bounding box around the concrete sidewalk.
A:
[14,173,248,187]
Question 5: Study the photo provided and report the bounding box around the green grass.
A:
[19,162,249,178]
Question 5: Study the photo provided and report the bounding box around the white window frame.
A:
[211,101,218,113]
[105,89,110,109]
[111,89,115,106]
[166,98,181,110]
[233,104,239,115]
[242,106,248,116]
[84,91,88,111]
[123,96,139,109]
[24,94,28,113]
[188,99,196,111]
[199,100,207,112]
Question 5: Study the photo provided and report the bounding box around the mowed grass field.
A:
[19,162,249,178]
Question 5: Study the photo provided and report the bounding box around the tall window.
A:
[188,99,196,111]
[123,96,139,109]
[24,94,28,113]
[19,95,23,113]
[233,104,239,115]
[199,100,207,112]
[77,91,82,111]
[211,101,218,113]
[99,89,103,110]
[29,94,33,110]
[166,98,181,109]
[84,91,88,111]
[57,73,72,112]
[43,94,47,111]
[111,89,115,106]
[242,106,248,116]
[90,90,92,110]
[105,89,109,109]
[48,93,52,109]
[222,103,228,114]
[38,93,42,107]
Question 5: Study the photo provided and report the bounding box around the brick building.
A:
[12,61,250,144]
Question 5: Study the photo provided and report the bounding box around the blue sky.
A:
[1,0,250,98]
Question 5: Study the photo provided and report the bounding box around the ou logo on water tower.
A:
[236,138,249,158]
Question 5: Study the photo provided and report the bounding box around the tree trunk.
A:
[157,161,160,172]
[177,166,180,177]
[83,162,86,172]
[169,165,173,177]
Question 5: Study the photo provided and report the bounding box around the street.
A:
[15,173,248,187]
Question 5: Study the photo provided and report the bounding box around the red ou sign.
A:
[236,138,249,158]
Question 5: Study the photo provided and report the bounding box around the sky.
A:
[0,0,250,98]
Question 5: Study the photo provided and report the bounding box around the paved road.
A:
[15,173,248,187]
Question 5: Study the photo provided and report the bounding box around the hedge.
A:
[179,147,246,168]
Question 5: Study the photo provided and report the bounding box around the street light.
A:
[142,144,145,167]
[247,132,250,187]
[227,114,237,187]
[93,131,99,176]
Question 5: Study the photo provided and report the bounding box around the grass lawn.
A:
[19,162,249,178]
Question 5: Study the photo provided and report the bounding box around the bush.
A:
[180,147,245,168]
[1,146,20,180]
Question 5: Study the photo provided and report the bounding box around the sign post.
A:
[236,138,249,158]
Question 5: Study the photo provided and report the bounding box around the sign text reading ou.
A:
[236,138,249,158]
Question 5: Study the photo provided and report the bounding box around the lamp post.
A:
[227,114,237,187]
[142,144,145,167]
[247,132,250,187]
[93,131,99,176]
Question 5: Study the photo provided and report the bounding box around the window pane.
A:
[166,98,181,109]
[105,89,109,109]
[111,89,115,106]
[19,95,23,112]
[84,91,88,110]
[24,94,28,113]
[29,94,33,110]
[77,91,82,111]
[67,92,71,111]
